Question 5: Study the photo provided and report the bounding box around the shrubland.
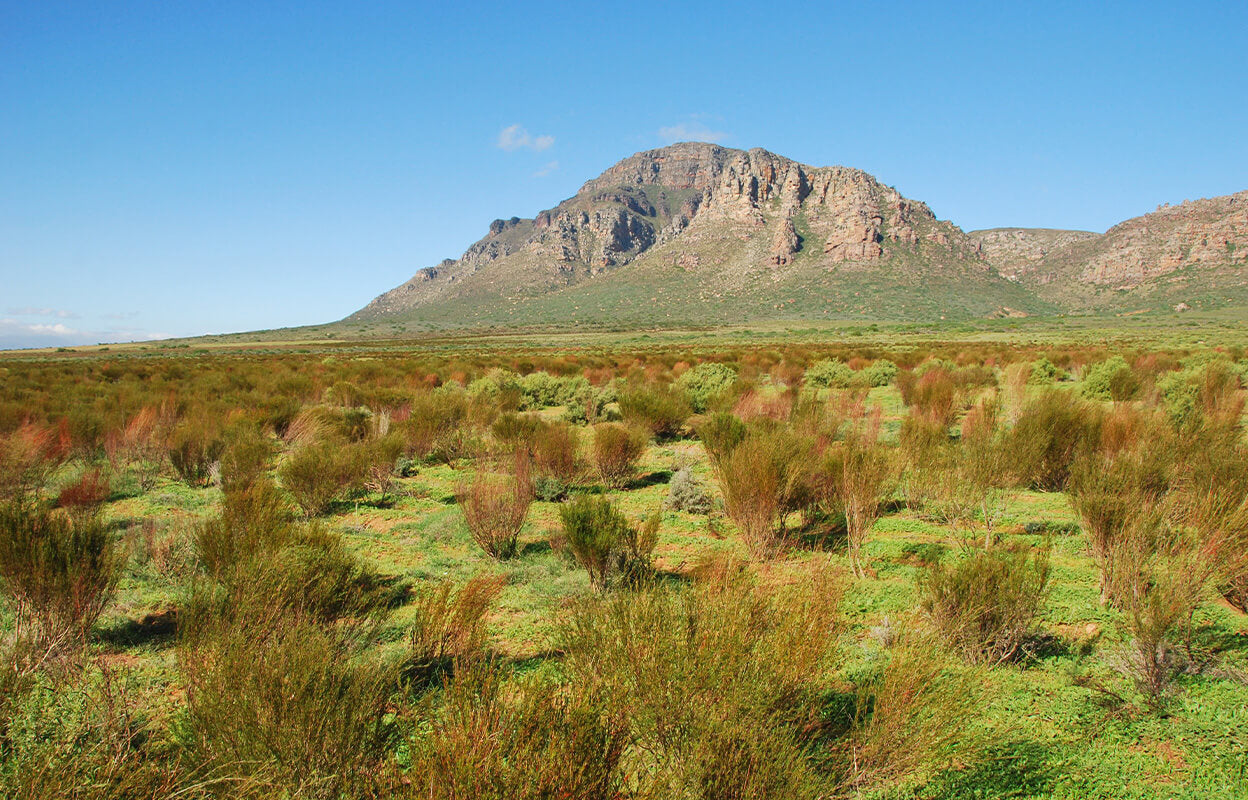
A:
[0,334,1244,798]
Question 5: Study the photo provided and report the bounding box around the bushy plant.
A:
[1028,357,1061,385]
[1157,359,1244,431]
[217,424,275,493]
[590,423,647,489]
[920,542,1051,664]
[696,411,747,475]
[1009,389,1100,491]
[529,419,581,483]
[407,573,505,683]
[279,436,401,516]
[1105,516,1211,709]
[665,467,714,514]
[1081,356,1140,401]
[0,422,72,500]
[490,411,542,448]
[180,613,399,798]
[558,496,658,589]
[617,383,691,439]
[404,661,627,799]
[54,467,111,521]
[839,631,975,792]
[167,419,224,488]
[822,427,895,577]
[457,457,532,560]
[717,423,814,558]
[0,499,123,658]
[862,358,899,387]
[677,362,737,413]
[897,366,959,427]
[804,358,854,389]
[403,387,473,461]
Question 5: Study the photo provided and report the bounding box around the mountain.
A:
[351,143,1246,331]
[351,143,1046,331]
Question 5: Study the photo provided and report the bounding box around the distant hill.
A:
[974,193,1248,313]
[350,143,1246,331]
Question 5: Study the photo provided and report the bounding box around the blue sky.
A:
[2,1,1245,348]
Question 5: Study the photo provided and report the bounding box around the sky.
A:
[2,1,1245,348]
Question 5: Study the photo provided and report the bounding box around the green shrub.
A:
[1081,356,1139,401]
[558,496,657,590]
[618,383,690,439]
[677,362,737,413]
[1105,516,1210,709]
[519,372,589,410]
[862,359,899,387]
[804,358,854,389]
[1028,357,1060,385]
[920,542,1050,664]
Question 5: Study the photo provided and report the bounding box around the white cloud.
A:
[658,121,730,145]
[0,318,165,350]
[497,124,555,152]
[6,306,80,319]
[533,160,559,177]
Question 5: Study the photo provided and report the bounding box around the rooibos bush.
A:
[717,423,814,559]
[0,499,122,658]
[457,456,532,560]
[822,424,895,577]
[920,542,1050,664]
[407,573,505,683]
[181,613,399,798]
[557,564,849,796]
[558,495,658,590]
[217,424,275,493]
[617,383,690,440]
[590,423,647,489]
[1010,389,1100,491]
[167,420,224,488]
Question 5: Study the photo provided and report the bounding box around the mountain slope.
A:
[973,193,1248,312]
[353,143,1048,330]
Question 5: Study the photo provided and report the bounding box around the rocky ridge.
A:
[354,143,1247,327]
